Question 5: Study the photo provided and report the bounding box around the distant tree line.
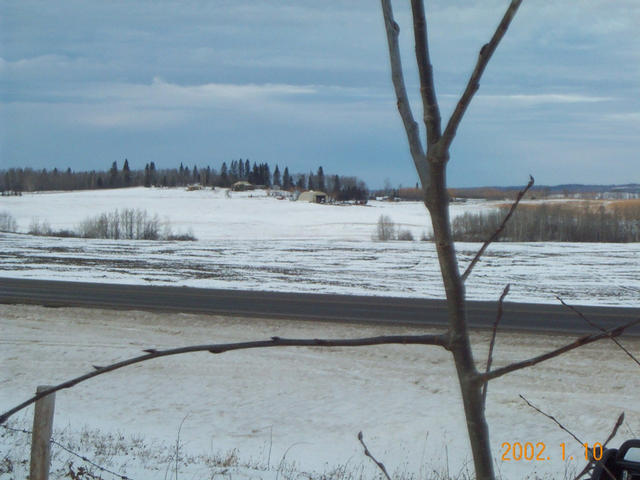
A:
[1,160,369,201]
[453,202,640,242]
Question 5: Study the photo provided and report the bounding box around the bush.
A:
[78,209,161,240]
[397,229,414,241]
[0,211,17,232]
[28,218,52,236]
[25,209,196,241]
[28,218,77,237]
[452,202,640,242]
[375,215,396,241]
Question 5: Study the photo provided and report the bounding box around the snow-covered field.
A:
[1,304,639,479]
[1,187,639,306]
[1,188,639,479]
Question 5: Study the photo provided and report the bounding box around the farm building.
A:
[298,190,327,203]
[232,181,255,192]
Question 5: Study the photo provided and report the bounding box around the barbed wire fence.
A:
[1,423,133,480]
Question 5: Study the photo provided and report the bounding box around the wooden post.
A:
[30,385,56,480]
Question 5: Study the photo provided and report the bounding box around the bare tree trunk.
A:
[426,161,495,480]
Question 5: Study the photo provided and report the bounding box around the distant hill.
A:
[448,183,640,200]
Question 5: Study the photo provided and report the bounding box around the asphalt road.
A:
[1,277,638,336]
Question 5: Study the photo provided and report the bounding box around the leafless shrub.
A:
[453,203,640,242]
[375,214,396,241]
[166,231,197,241]
[24,209,195,240]
[28,218,52,236]
[78,208,161,240]
[397,229,414,241]
[0,211,17,232]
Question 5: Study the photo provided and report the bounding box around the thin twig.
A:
[0,332,448,425]
[461,175,534,282]
[519,395,583,444]
[602,412,625,448]
[557,296,640,368]
[380,0,429,187]
[571,412,625,480]
[572,413,624,480]
[481,319,640,382]
[519,396,619,480]
[440,0,524,151]
[358,431,392,480]
[482,284,510,407]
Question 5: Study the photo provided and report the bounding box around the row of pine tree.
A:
[1,160,369,201]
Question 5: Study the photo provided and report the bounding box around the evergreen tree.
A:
[179,163,185,185]
[123,159,131,186]
[317,166,325,191]
[220,162,229,186]
[264,163,271,186]
[109,161,118,187]
[257,163,265,184]
[250,163,259,184]
[332,174,341,195]
[296,174,306,190]
[238,160,245,180]
[273,165,281,187]
[283,167,291,190]
[244,160,250,180]
[307,171,314,190]
[149,162,156,186]
[193,165,199,183]
[144,164,151,187]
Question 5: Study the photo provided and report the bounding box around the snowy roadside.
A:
[2,304,638,479]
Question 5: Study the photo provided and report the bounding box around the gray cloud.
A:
[1,0,638,187]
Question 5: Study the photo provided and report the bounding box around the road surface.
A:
[0,277,638,335]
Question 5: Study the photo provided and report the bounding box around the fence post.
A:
[30,385,56,480]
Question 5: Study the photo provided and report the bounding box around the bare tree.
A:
[376,214,396,241]
[380,1,529,478]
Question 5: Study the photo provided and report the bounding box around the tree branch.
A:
[482,284,510,407]
[480,319,640,382]
[557,296,640,368]
[410,0,441,147]
[573,412,624,480]
[461,175,534,282]
[440,0,524,152]
[0,332,448,425]
[381,0,430,187]
[520,395,620,480]
[519,395,583,444]
[358,431,392,480]
[602,412,625,449]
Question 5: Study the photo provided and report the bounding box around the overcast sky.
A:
[1,1,638,187]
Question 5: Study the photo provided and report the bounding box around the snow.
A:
[1,187,639,478]
[1,304,638,479]
[1,187,639,306]
[1,186,443,241]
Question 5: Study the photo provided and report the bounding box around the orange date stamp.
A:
[501,442,604,462]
